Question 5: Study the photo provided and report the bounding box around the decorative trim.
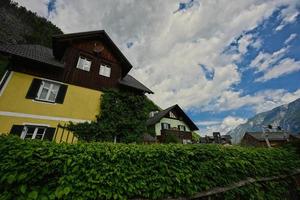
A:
[0,71,13,96]
[22,122,50,127]
[0,111,91,123]
[32,99,57,105]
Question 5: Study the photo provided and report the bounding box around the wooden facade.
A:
[157,129,192,143]
[241,133,289,147]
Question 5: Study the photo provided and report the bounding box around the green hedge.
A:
[0,136,299,199]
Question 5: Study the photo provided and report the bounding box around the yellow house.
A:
[0,30,153,143]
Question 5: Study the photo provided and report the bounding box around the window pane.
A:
[43,82,50,89]
[39,88,49,100]
[24,127,35,139]
[105,66,111,77]
[83,60,91,71]
[49,84,60,101]
[99,65,111,77]
[76,57,84,69]
[35,128,46,140]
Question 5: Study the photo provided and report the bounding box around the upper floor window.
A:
[169,111,176,118]
[26,78,68,104]
[36,81,60,102]
[161,123,170,130]
[76,56,92,71]
[99,64,111,77]
[178,125,186,132]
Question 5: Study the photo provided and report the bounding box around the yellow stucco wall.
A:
[0,71,102,142]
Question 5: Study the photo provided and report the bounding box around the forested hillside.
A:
[0,0,63,47]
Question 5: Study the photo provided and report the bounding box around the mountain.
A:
[0,0,63,47]
[228,98,300,144]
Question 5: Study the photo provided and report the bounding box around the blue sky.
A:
[190,6,300,133]
[15,0,300,135]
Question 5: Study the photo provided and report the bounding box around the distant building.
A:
[290,134,300,142]
[241,131,290,147]
[146,104,199,144]
[200,132,232,145]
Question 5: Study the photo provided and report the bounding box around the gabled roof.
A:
[0,43,152,93]
[146,104,199,131]
[0,44,64,68]
[52,30,132,77]
[245,132,289,141]
[119,74,153,94]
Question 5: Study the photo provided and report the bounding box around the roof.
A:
[290,134,300,139]
[0,43,152,93]
[0,44,64,68]
[146,104,199,131]
[52,30,132,77]
[245,132,289,141]
[119,74,153,94]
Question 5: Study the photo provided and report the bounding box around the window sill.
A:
[32,99,57,105]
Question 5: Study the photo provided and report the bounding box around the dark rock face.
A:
[228,98,300,144]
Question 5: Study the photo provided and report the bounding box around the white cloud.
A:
[284,33,297,44]
[255,58,300,82]
[250,46,289,73]
[201,116,247,135]
[13,0,49,17]
[209,88,300,113]
[275,5,299,31]
[196,120,221,126]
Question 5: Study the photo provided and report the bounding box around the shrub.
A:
[0,136,299,199]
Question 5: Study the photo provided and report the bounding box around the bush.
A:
[0,136,299,199]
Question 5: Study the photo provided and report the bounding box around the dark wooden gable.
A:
[61,39,123,91]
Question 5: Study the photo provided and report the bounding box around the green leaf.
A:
[20,185,27,194]
[28,191,38,199]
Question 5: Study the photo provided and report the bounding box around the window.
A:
[36,80,60,102]
[178,125,186,132]
[26,79,68,104]
[99,64,111,77]
[76,56,92,71]
[161,123,170,130]
[20,126,47,140]
[149,111,159,118]
[169,111,176,118]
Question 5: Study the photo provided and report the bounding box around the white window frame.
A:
[169,111,176,118]
[178,125,186,132]
[76,56,92,71]
[36,80,60,102]
[99,64,111,77]
[162,123,170,130]
[20,126,47,140]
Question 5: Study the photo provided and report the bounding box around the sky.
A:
[14,0,300,135]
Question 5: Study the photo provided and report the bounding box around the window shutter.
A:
[26,78,42,99]
[43,127,56,141]
[161,123,164,130]
[10,125,24,137]
[55,84,68,104]
[168,124,171,129]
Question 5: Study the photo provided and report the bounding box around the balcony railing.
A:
[157,129,192,143]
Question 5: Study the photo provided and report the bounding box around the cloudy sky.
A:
[14,0,300,135]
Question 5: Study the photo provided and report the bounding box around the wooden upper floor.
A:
[0,30,153,94]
